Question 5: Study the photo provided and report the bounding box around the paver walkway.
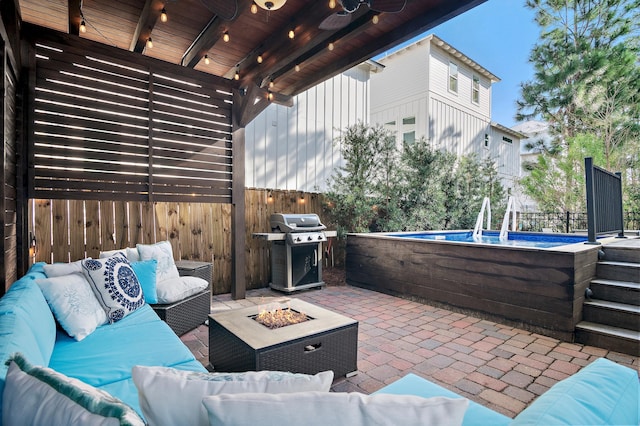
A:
[181,275,639,419]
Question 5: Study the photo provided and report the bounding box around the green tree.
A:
[516,0,639,210]
[324,122,397,235]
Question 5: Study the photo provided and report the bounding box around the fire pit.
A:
[208,299,358,377]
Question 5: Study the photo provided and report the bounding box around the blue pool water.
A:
[389,231,591,248]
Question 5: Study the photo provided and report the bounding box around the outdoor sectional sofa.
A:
[0,261,638,425]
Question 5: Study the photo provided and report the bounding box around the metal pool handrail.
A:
[500,196,517,241]
[473,197,492,241]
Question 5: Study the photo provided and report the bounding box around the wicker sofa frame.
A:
[151,261,212,336]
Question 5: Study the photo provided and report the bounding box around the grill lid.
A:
[270,213,326,233]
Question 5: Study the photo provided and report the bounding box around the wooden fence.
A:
[28,189,337,294]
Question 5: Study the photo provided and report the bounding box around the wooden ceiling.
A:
[18,0,485,103]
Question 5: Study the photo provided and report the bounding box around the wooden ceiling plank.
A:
[130,0,164,53]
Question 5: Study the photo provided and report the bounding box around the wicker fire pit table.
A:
[208,299,358,378]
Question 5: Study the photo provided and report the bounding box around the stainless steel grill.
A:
[252,213,334,293]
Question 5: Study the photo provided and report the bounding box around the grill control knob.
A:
[295,237,301,242]
[307,236,313,241]
[318,235,323,240]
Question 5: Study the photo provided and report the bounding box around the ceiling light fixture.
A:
[329,0,336,8]
[257,54,263,64]
[251,3,258,13]
[234,66,240,80]
[146,37,153,49]
[204,54,210,65]
[160,8,168,23]
[294,64,300,72]
[223,31,230,42]
[288,29,295,39]
[328,42,335,51]
[269,79,275,89]
[254,0,287,11]
[80,20,87,33]
[372,14,379,24]
[268,91,274,101]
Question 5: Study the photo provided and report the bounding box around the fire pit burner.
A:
[251,306,311,329]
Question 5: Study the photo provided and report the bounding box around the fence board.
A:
[52,199,69,262]
[114,201,128,249]
[33,200,52,263]
[99,201,115,251]
[85,200,101,257]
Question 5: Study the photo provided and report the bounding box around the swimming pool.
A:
[388,231,592,248]
[346,230,607,341]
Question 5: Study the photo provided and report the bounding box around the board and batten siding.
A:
[428,44,492,118]
[246,64,374,193]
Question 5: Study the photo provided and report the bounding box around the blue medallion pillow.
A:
[81,255,145,323]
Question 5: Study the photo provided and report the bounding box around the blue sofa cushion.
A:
[375,373,511,426]
[0,264,57,421]
[511,357,640,425]
[49,304,202,387]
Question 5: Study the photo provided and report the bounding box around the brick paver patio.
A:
[181,273,639,419]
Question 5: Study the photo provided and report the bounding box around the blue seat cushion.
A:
[49,305,199,387]
[375,373,511,426]
[98,359,206,419]
[511,357,640,425]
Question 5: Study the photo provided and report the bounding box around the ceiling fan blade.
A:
[368,0,407,13]
[319,12,353,30]
[200,0,239,20]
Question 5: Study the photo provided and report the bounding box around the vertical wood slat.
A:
[100,200,116,252]
[28,189,333,294]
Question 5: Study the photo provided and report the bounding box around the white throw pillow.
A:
[136,241,179,284]
[3,354,144,426]
[155,276,208,304]
[99,247,140,262]
[81,255,145,323]
[35,273,108,341]
[43,259,87,277]
[132,366,334,426]
[202,392,469,426]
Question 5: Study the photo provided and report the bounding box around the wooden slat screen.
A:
[32,38,233,203]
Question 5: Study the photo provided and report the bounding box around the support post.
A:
[231,90,246,299]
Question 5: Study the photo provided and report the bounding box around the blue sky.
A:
[381,0,540,128]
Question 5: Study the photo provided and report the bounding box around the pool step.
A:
[581,299,639,331]
[596,261,640,282]
[575,321,640,357]
[589,279,640,305]
[600,242,640,263]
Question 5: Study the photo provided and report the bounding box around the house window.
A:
[484,133,490,149]
[448,62,458,93]
[502,136,513,144]
[402,117,415,144]
[472,75,480,104]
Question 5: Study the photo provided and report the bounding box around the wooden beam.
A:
[284,0,488,97]
[130,0,164,53]
[68,0,81,36]
[231,89,246,300]
[182,0,254,68]
[237,1,365,89]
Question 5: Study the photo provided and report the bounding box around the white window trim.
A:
[472,75,480,105]
[448,62,458,94]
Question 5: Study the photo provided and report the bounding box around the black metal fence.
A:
[518,211,640,233]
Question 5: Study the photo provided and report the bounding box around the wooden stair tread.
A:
[590,279,640,290]
[576,321,640,340]
[597,260,640,268]
[584,299,640,313]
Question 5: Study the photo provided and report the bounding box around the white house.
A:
[244,62,382,192]
[370,34,524,194]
